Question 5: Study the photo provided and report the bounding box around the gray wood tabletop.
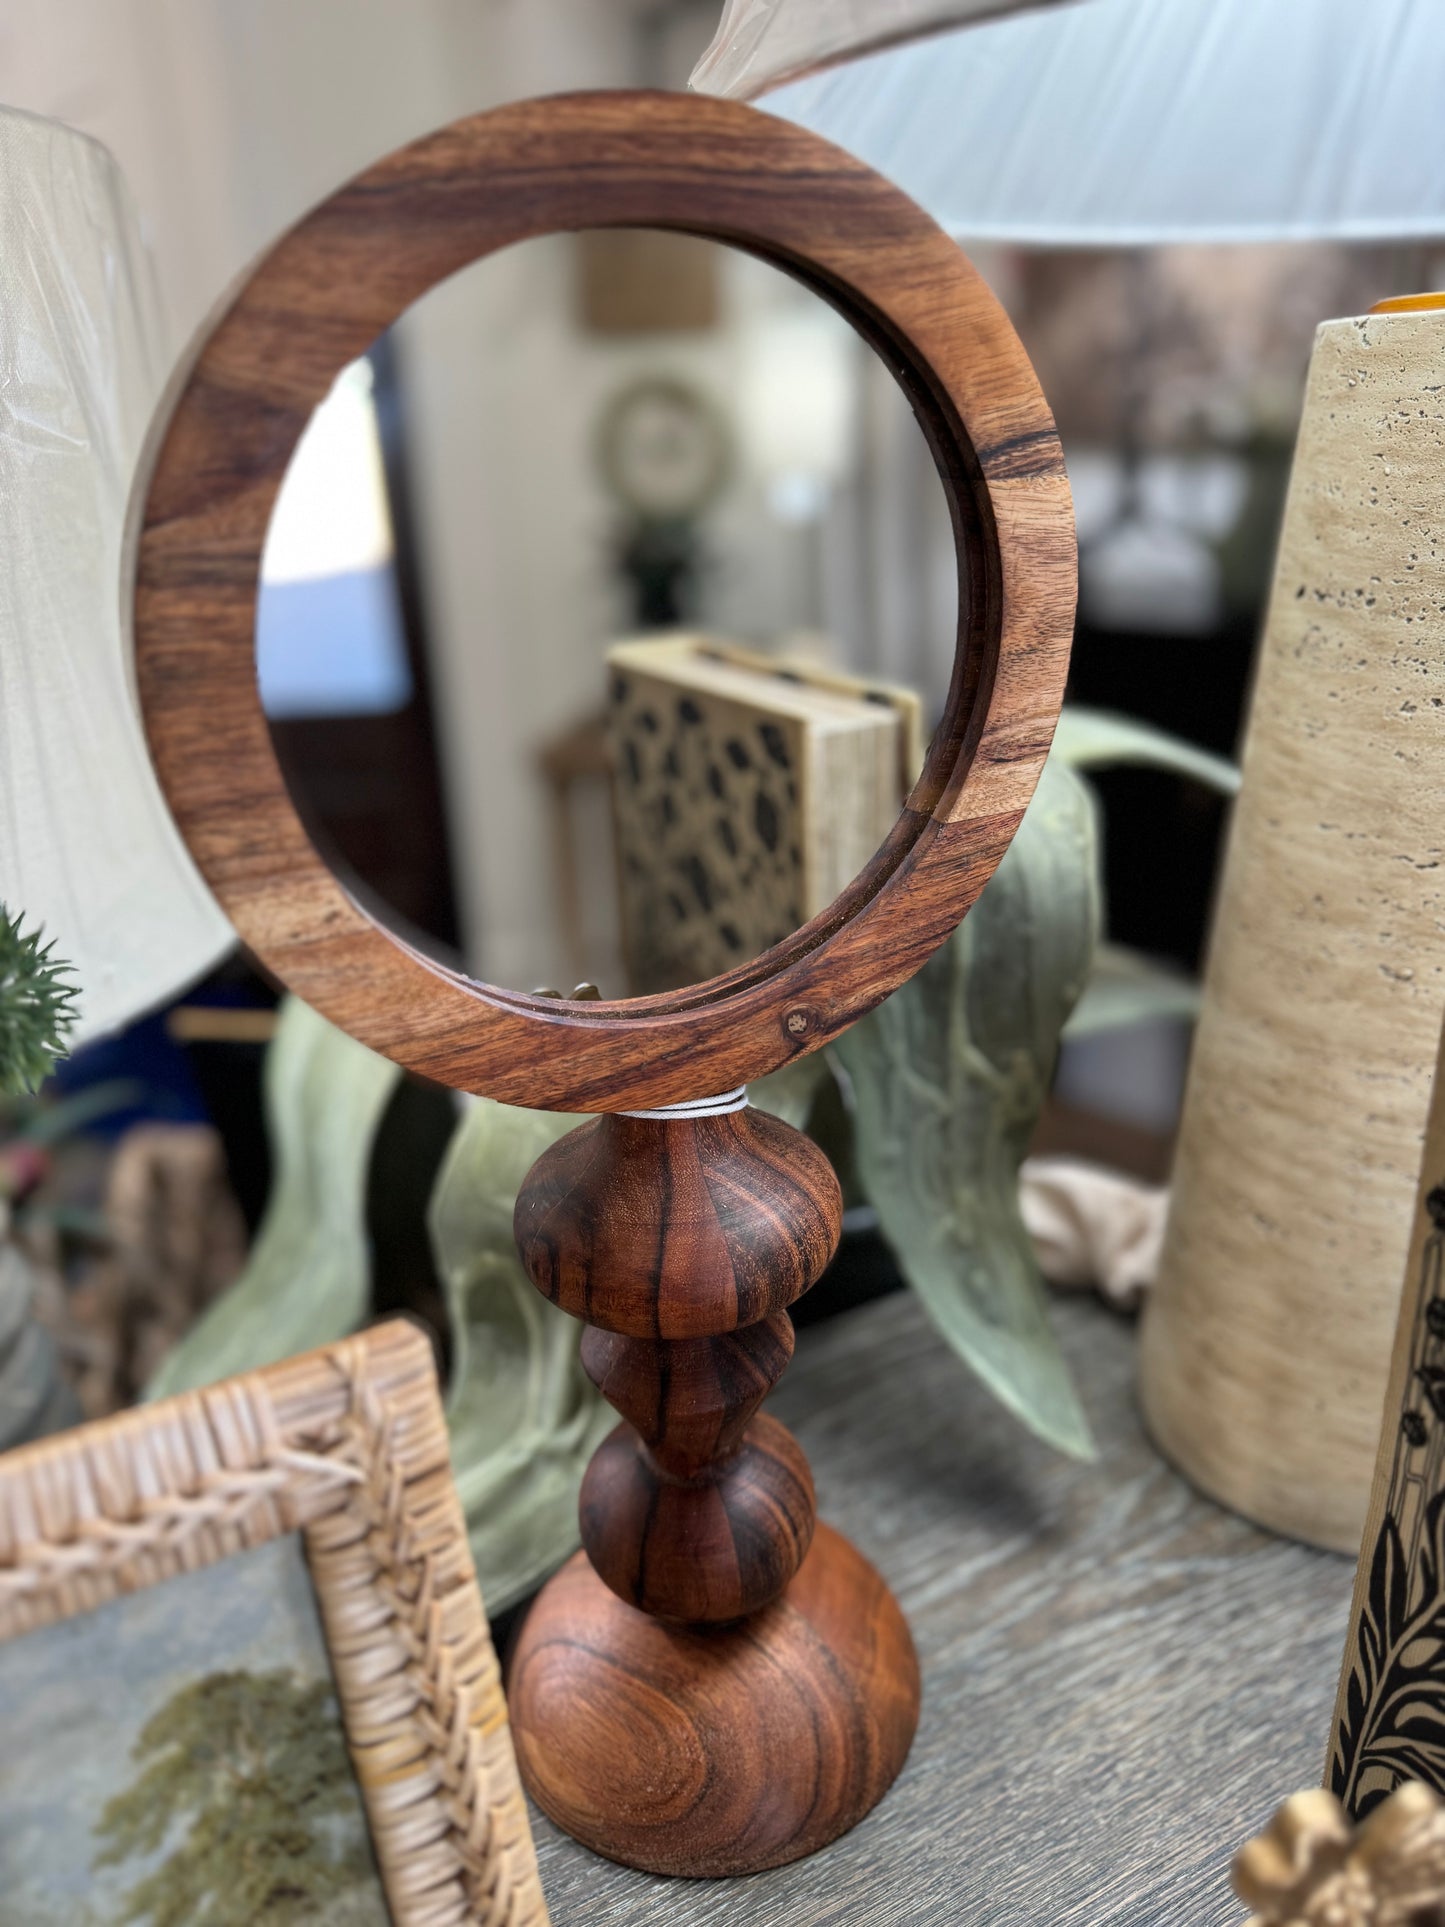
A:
[528,1290,1357,1925]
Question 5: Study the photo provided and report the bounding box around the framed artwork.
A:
[0,1319,548,1927]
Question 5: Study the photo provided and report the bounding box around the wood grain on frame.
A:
[130,89,1075,1113]
[0,1321,548,1927]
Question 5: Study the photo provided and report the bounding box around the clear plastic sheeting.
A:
[0,108,232,1045]
[757,0,1445,244]
[691,0,1064,99]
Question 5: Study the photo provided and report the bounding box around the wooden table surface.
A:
[529,1291,1357,1925]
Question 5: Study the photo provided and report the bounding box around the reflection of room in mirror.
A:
[256,232,959,999]
[260,358,412,719]
[260,342,461,956]
[0,1536,388,1926]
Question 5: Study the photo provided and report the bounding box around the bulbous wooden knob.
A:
[514,1108,842,1340]
[580,1314,795,1476]
[580,1412,815,1623]
[512,1100,917,1869]
[516,1108,837,1621]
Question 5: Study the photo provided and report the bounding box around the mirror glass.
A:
[258,231,958,997]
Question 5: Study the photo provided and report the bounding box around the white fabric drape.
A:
[0,108,232,1044]
[711,0,1445,245]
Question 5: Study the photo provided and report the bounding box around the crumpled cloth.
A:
[1021,1157,1168,1312]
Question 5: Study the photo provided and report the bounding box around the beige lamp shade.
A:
[0,107,232,1046]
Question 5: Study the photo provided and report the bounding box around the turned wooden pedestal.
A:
[507,1097,920,1876]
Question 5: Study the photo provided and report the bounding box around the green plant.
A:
[0,905,79,1096]
[1052,706,1238,1041]
[1,1079,141,1246]
[0,1070,140,1451]
[428,1096,615,1609]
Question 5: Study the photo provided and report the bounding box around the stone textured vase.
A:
[1141,306,1445,1553]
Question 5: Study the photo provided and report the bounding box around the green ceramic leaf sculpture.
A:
[146,998,401,1398]
[1053,703,1237,1038]
[748,1054,834,1131]
[1064,940,1203,1039]
[833,755,1100,1460]
[429,1097,613,1613]
[1052,705,1241,794]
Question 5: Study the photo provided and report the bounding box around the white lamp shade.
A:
[0,108,232,1046]
[737,308,858,488]
[692,0,1069,100]
[729,0,1445,245]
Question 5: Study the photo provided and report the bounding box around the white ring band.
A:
[620,1087,750,1121]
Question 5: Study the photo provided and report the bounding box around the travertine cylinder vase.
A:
[1140,307,1445,1553]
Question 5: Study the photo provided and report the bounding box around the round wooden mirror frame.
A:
[131,90,1075,1113]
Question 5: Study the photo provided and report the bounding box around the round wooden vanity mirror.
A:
[130,89,1074,1116]
[132,90,1075,1882]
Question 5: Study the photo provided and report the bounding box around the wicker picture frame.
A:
[0,1318,548,1927]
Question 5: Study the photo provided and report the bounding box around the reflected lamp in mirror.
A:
[258,358,413,720]
[737,305,859,523]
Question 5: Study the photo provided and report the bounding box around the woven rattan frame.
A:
[0,1319,548,1927]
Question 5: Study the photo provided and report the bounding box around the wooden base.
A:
[508,1521,920,1877]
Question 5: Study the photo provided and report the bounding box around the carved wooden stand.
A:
[507,1092,920,1876]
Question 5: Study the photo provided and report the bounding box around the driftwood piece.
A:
[51,1123,246,1417]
